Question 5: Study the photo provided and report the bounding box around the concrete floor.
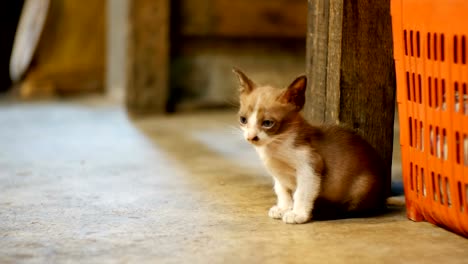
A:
[1,98,468,263]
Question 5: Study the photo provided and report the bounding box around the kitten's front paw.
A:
[282,210,311,224]
[268,206,290,219]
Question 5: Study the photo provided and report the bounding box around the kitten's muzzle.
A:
[247,135,259,143]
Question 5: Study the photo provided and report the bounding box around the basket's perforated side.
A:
[392,0,468,237]
[453,35,467,64]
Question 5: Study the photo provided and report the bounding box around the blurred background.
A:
[1,0,306,112]
[3,1,468,262]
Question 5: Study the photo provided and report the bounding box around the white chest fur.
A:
[254,137,300,190]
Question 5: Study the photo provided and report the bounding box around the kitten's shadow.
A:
[312,192,406,221]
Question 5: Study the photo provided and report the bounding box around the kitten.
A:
[233,68,387,224]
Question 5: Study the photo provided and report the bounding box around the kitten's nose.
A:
[248,135,259,142]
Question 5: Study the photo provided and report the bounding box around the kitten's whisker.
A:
[227,124,242,130]
[221,98,240,108]
[227,127,243,136]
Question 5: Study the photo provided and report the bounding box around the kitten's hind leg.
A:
[347,173,386,213]
[269,178,293,219]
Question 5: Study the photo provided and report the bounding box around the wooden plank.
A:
[304,0,330,122]
[324,0,344,122]
[305,0,396,195]
[177,0,307,38]
[339,0,396,182]
[126,0,169,114]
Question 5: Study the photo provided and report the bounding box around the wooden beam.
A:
[305,0,396,194]
[176,0,307,38]
[126,0,169,114]
[304,0,330,122]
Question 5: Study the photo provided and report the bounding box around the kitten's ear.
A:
[232,68,256,94]
[278,75,307,111]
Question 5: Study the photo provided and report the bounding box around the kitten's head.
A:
[233,68,307,146]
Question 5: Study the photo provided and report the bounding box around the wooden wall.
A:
[14,0,105,98]
[176,0,306,38]
[127,0,308,113]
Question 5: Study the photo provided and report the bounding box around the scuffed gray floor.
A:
[1,99,467,263]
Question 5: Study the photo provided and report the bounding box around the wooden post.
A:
[305,0,396,193]
[126,0,169,114]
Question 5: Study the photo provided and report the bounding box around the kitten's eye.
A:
[239,116,247,125]
[262,120,275,128]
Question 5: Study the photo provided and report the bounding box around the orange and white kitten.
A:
[233,69,387,224]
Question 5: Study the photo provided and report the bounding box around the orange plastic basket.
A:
[392,0,468,236]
